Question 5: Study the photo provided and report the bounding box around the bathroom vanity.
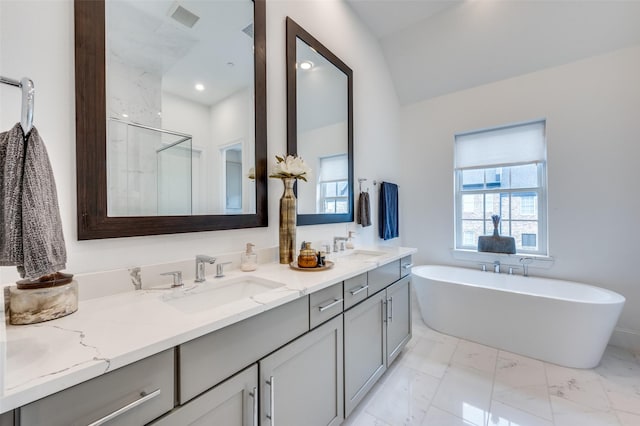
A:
[0,247,414,425]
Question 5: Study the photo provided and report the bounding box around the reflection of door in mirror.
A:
[105,0,256,216]
[295,37,349,215]
[221,143,243,214]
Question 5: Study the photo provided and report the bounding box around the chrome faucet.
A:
[215,261,232,278]
[160,271,184,288]
[333,236,348,252]
[195,255,216,282]
[129,266,142,290]
[493,261,501,273]
[520,257,533,277]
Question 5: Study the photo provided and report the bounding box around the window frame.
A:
[454,121,548,256]
[317,154,349,214]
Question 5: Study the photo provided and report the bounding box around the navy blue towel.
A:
[378,182,399,240]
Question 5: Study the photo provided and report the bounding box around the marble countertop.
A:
[0,246,415,413]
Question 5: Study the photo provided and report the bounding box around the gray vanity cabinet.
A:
[150,364,258,426]
[18,349,175,426]
[0,411,12,426]
[179,297,309,404]
[386,275,412,365]
[344,290,387,417]
[260,315,344,426]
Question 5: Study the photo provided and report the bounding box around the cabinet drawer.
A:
[310,282,344,329]
[179,296,309,404]
[151,364,257,426]
[368,260,400,295]
[343,273,368,309]
[19,350,175,426]
[400,255,413,277]
[0,410,13,426]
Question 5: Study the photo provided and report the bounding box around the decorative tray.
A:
[289,260,334,271]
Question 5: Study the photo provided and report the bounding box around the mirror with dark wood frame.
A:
[286,17,354,225]
[74,0,267,239]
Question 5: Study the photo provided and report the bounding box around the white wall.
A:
[297,121,347,214]
[0,0,401,284]
[400,46,640,347]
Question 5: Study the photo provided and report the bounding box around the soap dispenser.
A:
[241,243,258,271]
[346,231,355,249]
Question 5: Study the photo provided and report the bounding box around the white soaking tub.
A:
[412,265,625,368]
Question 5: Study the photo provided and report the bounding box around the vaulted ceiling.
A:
[346,0,640,105]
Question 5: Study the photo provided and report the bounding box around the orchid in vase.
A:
[269,155,311,182]
[270,155,310,264]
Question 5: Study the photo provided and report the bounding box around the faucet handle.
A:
[215,261,232,278]
[161,271,183,288]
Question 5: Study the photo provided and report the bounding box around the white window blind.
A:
[319,154,348,181]
[455,120,546,169]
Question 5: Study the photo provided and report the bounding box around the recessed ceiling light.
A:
[299,61,313,70]
[195,83,205,91]
[121,113,128,118]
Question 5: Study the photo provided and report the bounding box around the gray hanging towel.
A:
[0,123,67,279]
[356,191,371,227]
[378,181,399,240]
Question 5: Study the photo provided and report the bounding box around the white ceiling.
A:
[107,0,253,107]
[346,0,640,105]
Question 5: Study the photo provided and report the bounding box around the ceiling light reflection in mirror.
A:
[106,0,256,216]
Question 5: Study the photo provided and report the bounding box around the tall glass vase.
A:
[279,177,297,264]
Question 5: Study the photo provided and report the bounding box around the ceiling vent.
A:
[242,23,254,38]
[169,3,200,28]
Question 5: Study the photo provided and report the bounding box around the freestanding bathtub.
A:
[413,265,625,368]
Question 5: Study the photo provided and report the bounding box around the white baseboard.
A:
[609,327,640,354]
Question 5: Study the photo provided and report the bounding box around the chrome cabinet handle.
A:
[318,298,343,312]
[382,299,387,323]
[266,376,275,424]
[402,263,414,269]
[250,386,258,426]
[349,285,368,296]
[87,389,161,426]
[388,296,393,322]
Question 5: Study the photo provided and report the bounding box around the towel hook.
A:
[358,178,368,193]
[0,75,35,135]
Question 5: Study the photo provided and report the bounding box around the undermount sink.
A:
[163,276,285,313]
[335,249,387,262]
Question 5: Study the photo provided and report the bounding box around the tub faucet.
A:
[520,257,533,277]
[493,261,501,273]
[195,255,216,282]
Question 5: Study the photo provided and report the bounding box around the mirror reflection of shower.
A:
[107,118,195,216]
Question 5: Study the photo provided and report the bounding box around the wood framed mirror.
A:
[74,0,267,239]
[286,17,354,226]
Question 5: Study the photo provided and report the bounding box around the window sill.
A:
[450,249,554,269]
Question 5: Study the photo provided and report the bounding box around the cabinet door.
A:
[260,315,343,426]
[386,276,412,366]
[344,291,387,417]
[150,364,258,426]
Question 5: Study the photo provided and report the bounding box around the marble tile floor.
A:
[343,312,640,426]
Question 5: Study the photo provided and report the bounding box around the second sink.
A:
[163,276,285,313]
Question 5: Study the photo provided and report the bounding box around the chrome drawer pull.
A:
[402,263,414,269]
[388,296,394,322]
[87,388,161,426]
[318,298,343,312]
[250,386,258,426]
[266,376,275,424]
[349,285,368,296]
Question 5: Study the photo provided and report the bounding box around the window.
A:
[455,120,547,255]
[318,154,348,213]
